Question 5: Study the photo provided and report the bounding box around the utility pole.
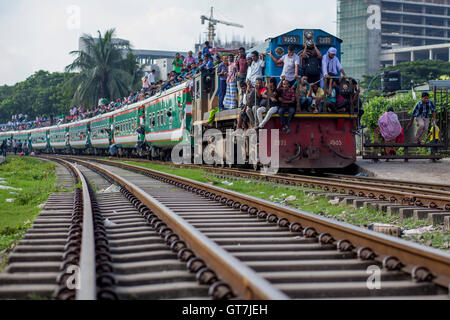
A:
[201,7,244,47]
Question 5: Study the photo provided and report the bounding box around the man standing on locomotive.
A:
[322,47,347,83]
[300,40,322,85]
[267,45,300,87]
[235,47,248,86]
[406,92,437,144]
[246,51,266,86]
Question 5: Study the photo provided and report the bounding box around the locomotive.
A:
[2,29,358,170]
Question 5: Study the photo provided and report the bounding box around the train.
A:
[0,29,358,170]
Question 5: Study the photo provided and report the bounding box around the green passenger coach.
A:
[90,115,113,153]
[69,119,91,151]
[145,83,193,158]
[30,128,49,151]
[49,124,70,151]
[112,102,145,155]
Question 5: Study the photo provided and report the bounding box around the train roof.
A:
[92,81,191,120]
[0,81,192,135]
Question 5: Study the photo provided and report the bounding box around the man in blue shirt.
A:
[406,92,436,144]
[201,55,214,70]
[203,41,211,58]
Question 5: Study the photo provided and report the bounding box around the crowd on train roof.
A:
[1,39,362,133]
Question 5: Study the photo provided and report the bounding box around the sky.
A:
[0,0,337,86]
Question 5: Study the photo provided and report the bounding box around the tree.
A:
[0,71,76,123]
[65,29,139,107]
[361,60,450,90]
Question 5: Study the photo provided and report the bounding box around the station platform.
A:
[356,157,450,184]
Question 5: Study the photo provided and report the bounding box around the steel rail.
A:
[200,166,450,210]
[207,167,450,198]
[73,158,288,300]
[57,159,97,300]
[325,173,450,191]
[52,156,450,193]
[279,173,450,196]
[104,157,450,200]
[81,158,450,290]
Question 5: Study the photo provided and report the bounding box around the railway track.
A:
[2,155,449,299]
[0,159,226,300]
[50,157,450,298]
[70,156,450,210]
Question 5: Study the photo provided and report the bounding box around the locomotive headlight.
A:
[304,30,314,48]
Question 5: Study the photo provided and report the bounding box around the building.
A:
[194,35,260,55]
[78,37,187,67]
[337,0,450,80]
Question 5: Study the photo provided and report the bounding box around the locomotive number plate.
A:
[330,140,343,146]
[281,35,300,45]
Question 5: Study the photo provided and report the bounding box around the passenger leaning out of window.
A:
[277,77,296,134]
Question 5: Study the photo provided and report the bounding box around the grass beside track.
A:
[0,156,58,253]
[121,160,449,251]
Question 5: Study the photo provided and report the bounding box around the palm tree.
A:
[65,29,138,107]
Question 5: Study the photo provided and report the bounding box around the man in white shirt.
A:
[246,51,266,86]
[268,45,300,86]
[147,70,156,85]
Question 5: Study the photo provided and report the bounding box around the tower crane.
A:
[201,7,244,47]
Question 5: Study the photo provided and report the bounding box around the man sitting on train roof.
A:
[308,83,325,114]
[258,78,279,130]
[296,76,312,112]
[183,51,196,69]
[237,81,250,130]
[322,47,347,82]
[267,45,300,87]
[246,51,266,86]
[201,55,215,70]
[277,78,296,134]
[245,77,266,128]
